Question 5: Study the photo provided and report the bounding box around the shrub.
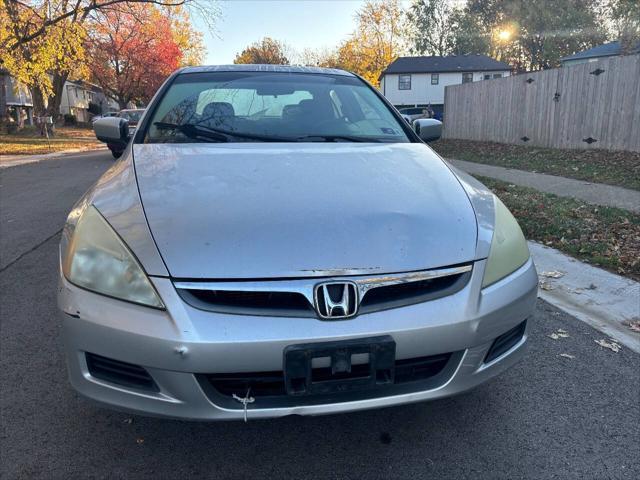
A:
[63,113,77,126]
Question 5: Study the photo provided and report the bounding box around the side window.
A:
[398,75,411,90]
[462,73,473,83]
[431,73,439,85]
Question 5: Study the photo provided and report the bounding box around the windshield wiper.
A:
[154,122,229,142]
[155,123,385,143]
[154,122,294,143]
[295,135,383,143]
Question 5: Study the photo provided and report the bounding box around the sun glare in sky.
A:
[498,29,513,41]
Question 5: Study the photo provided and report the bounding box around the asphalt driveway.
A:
[1,151,638,479]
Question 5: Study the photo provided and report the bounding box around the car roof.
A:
[178,64,355,77]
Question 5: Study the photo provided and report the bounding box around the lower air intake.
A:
[198,351,462,409]
[85,352,158,392]
[484,320,527,364]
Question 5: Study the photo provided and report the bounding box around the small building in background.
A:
[379,54,511,119]
[561,41,640,67]
[0,69,34,127]
[60,80,118,124]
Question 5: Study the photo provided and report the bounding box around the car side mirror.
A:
[414,118,442,142]
[94,117,129,145]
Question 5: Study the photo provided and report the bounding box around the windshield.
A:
[120,110,144,123]
[143,71,410,143]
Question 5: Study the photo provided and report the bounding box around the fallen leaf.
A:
[541,270,565,279]
[595,339,621,352]
[548,330,570,340]
[540,282,554,291]
[623,320,640,333]
[559,353,575,359]
[136,438,145,445]
[123,418,133,425]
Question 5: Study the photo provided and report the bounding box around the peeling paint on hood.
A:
[133,142,478,279]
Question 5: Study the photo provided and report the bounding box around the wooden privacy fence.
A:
[442,54,640,152]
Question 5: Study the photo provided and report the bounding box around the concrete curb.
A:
[529,241,640,353]
[1,145,107,169]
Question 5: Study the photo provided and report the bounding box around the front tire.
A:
[110,148,123,159]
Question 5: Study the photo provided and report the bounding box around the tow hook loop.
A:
[232,388,255,423]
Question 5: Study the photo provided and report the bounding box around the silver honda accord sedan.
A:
[59,65,537,420]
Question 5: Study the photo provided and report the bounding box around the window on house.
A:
[483,74,491,80]
[493,73,502,79]
[431,73,439,85]
[398,75,411,90]
[462,73,473,83]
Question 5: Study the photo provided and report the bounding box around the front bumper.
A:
[58,258,538,420]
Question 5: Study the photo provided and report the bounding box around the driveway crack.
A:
[0,229,62,273]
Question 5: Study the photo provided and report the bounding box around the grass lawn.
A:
[433,139,640,191]
[0,126,101,156]
[477,176,640,281]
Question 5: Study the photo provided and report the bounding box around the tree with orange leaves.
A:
[86,4,204,108]
[0,0,213,126]
[334,0,406,87]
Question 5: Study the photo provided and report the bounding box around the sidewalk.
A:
[448,158,640,213]
[529,241,640,353]
[0,145,106,169]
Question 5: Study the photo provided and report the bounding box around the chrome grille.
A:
[174,264,472,318]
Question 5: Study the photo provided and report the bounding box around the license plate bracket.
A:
[283,336,396,396]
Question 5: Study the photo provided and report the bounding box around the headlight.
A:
[482,195,530,288]
[62,205,164,308]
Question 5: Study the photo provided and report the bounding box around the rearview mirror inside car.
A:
[414,118,442,143]
[256,84,296,96]
[94,117,130,146]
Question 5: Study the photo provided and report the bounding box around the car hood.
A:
[133,143,478,279]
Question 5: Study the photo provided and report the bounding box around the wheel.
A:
[110,148,123,159]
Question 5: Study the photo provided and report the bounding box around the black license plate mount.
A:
[283,336,396,396]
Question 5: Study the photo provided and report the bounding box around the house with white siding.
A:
[0,69,34,127]
[1,71,120,128]
[60,80,119,123]
[379,55,511,118]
